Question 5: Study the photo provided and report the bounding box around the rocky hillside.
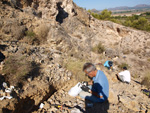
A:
[0,0,150,113]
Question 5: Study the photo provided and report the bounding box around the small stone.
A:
[27,77,32,82]
[67,72,72,77]
[67,101,72,106]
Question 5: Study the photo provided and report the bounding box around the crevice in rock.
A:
[117,28,121,34]
[2,108,13,113]
[56,2,68,24]
[0,51,5,63]
[11,85,57,113]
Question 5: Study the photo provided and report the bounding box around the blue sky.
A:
[73,0,150,10]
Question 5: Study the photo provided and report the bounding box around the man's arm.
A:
[89,90,103,98]
[88,80,93,85]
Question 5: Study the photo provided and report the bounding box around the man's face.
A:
[85,70,94,78]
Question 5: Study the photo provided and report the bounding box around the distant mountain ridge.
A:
[91,4,150,12]
[108,4,150,11]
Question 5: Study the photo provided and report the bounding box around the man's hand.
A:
[82,81,88,86]
[81,85,90,92]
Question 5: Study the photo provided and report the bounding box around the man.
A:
[104,60,113,70]
[79,63,109,103]
[116,67,131,83]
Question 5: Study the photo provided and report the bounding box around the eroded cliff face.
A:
[0,0,150,112]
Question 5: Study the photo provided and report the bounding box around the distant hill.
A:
[91,4,150,14]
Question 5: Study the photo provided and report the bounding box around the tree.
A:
[87,9,91,14]
[92,13,100,19]
[132,17,148,30]
[99,9,112,20]
[123,20,132,27]
[146,25,150,31]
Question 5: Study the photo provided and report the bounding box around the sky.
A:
[73,0,150,10]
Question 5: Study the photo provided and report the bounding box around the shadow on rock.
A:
[56,2,68,24]
[0,44,7,51]
[13,97,35,113]
[85,100,109,113]
[2,108,13,113]
[0,51,5,62]
[26,61,41,80]
[0,74,5,85]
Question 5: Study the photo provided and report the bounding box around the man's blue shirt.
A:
[92,70,109,101]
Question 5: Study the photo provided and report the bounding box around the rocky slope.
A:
[0,0,150,113]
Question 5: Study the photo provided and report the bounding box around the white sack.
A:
[68,82,82,97]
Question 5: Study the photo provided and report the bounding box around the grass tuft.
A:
[92,43,105,54]
[118,63,129,69]
[141,72,150,88]
[63,58,90,82]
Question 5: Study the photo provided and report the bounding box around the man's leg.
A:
[79,90,92,99]
[116,74,125,82]
[79,85,105,103]
[118,75,125,82]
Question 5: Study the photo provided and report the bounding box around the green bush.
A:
[92,43,105,54]
[90,9,112,20]
[91,13,100,19]
[141,72,150,88]
[146,25,150,31]
[100,9,112,20]
[109,18,121,24]
[132,17,148,30]
[123,20,132,27]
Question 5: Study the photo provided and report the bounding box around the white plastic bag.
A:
[39,103,44,109]
[68,82,82,97]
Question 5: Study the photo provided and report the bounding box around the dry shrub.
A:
[122,49,130,54]
[133,73,139,79]
[133,49,141,55]
[23,31,39,45]
[34,24,49,44]
[3,55,32,86]
[141,72,150,88]
[147,58,150,62]
[92,43,105,54]
[2,21,26,40]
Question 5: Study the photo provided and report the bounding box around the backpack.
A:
[142,89,150,98]
[108,61,113,67]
